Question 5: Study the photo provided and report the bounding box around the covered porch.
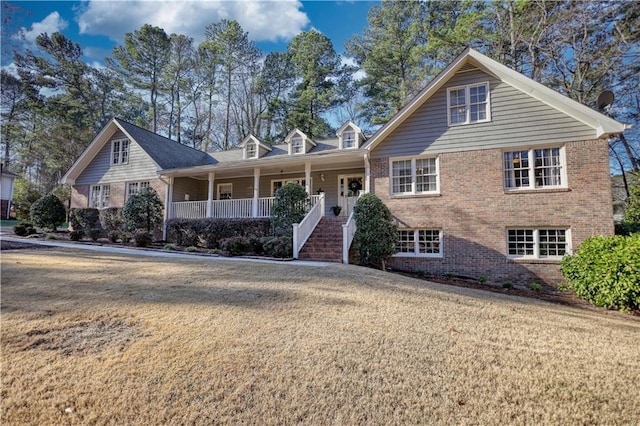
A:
[163,154,368,221]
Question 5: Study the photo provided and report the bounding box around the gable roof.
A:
[242,134,272,152]
[363,47,629,152]
[61,118,214,184]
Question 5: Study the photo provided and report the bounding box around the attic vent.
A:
[457,64,479,73]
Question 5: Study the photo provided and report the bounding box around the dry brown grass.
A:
[2,247,639,425]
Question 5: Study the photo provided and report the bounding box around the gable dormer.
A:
[285,129,316,155]
[242,134,272,159]
[337,121,364,149]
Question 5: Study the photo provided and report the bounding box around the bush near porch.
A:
[166,217,273,249]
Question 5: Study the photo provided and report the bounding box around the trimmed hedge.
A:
[69,208,100,231]
[30,194,66,231]
[561,234,640,312]
[166,218,273,249]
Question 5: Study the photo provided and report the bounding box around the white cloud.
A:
[17,12,68,44]
[341,56,366,81]
[76,0,309,44]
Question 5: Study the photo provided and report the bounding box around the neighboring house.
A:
[1,166,19,219]
[61,48,629,285]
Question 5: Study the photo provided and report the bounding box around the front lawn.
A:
[2,248,639,424]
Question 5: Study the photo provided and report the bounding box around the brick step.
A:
[298,216,346,262]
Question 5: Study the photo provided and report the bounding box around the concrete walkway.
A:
[0,235,333,267]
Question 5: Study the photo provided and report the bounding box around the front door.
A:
[337,175,364,217]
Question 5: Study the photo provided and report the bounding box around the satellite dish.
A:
[597,90,614,110]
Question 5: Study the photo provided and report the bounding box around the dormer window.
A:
[242,135,271,159]
[342,130,356,149]
[291,136,304,154]
[337,121,363,150]
[245,142,257,159]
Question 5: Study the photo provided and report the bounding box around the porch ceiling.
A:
[164,153,365,180]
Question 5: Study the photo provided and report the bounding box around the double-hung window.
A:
[245,143,257,159]
[447,82,490,125]
[396,229,443,257]
[391,157,438,195]
[291,136,304,154]
[217,183,233,200]
[342,130,356,149]
[504,147,564,190]
[111,138,130,165]
[127,181,149,200]
[507,228,569,259]
[90,185,110,209]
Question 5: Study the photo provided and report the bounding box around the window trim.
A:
[271,177,310,196]
[506,228,571,260]
[503,145,567,191]
[340,129,357,150]
[111,138,130,165]
[394,229,444,258]
[90,184,110,209]
[217,183,233,200]
[126,181,150,201]
[446,82,491,126]
[389,156,440,196]
[245,142,257,159]
[290,136,305,155]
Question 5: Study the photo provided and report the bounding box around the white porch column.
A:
[163,176,174,240]
[206,172,215,217]
[364,153,371,193]
[252,167,260,217]
[304,162,311,194]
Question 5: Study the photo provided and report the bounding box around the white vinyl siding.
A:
[395,229,443,257]
[507,228,570,259]
[390,157,439,195]
[447,82,490,126]
[504,146,565,190]
[90,185,110,209]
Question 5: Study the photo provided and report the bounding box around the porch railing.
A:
[170,200,208,219]
[292,193,325,259]
[169,194,324,220]
[342,210,357,264]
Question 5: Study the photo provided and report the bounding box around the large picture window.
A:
[504,147,564,189]
[111,138,130,165]
[90,185,110,209]
[447,82,490,126]
[271,178,308,196]
[507,228,569,259]
[391,157,438,195]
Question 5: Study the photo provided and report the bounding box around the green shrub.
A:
[166,218,272,248]
[261,236,293,258]
[502,281,513,289]
[69,208,100,232]
[248,237,264,255]
[13,222,36,236]
[88,228,102,242]
[30,194,66,231]
[353,193,398,269]
[561,234,640,312]
[69,230,84,241]
[164,243,178,250]
[530,283,542,292]
[220,237,250,256]
[45,233,56,240]
[615,222,640,236]
[12,179,42,220]
[271,183,310,236]
[123,187,163,233]
[108,230,120,243]
[185,246,198,253]
[478,274,488,284]
[133,230,153,247]
[99,208,125,233]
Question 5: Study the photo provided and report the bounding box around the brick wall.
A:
[371,139,613,286]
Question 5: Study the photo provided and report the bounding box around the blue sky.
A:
[3,0,378,65]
